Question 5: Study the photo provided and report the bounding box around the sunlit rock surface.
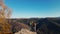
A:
[14,29,37,34]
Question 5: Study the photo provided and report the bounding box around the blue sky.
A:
[4,0,60,18]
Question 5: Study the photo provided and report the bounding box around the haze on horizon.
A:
[5,0,60,18]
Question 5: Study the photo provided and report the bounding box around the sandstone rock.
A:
[14,29,37,34]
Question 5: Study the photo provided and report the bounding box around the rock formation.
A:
[14,29,37,34]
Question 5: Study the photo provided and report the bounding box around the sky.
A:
[4,0,60,18]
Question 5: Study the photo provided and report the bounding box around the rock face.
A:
[14,29,37,34]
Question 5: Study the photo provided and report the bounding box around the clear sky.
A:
[4,0,60,18]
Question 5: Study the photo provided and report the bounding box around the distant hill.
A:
[36,18,60,34]
[7,18,60,34]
